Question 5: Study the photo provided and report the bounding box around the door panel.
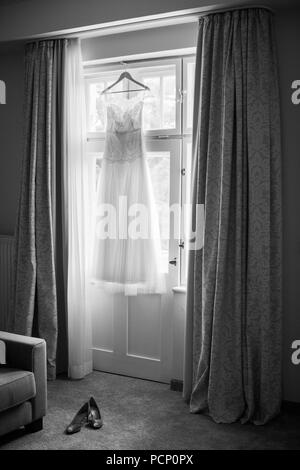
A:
[90,288,114,353]
[88,139,180,383]
[127,296,161,360]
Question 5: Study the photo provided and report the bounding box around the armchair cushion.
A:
[0,367,36,413]
[0,332,47,422]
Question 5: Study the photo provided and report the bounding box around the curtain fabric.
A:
[64,39,93,379]
[13,39,91,380]
[13,40,68,380]
[183,8,282,425]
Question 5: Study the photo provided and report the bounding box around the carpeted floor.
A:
[0,371,300,450]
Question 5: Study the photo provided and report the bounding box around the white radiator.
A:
[0,236,14,331]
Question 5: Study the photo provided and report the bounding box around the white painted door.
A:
[84,55,195,383]
[88,139,180,383]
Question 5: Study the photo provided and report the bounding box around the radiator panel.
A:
[0,236,14,331]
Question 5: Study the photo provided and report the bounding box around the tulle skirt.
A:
[91,155,165,296]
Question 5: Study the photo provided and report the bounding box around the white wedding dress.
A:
[91,94,165,295]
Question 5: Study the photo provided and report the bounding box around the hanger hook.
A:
[120,61,127,71]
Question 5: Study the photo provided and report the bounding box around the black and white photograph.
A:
[0,0,299,454]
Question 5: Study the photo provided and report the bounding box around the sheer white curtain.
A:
[64,39,92,379]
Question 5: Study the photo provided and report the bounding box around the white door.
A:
[87,139,180,383]
[84,56,195,383]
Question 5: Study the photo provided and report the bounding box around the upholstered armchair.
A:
[0,331,47,437]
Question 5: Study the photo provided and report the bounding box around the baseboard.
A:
[170,379,183,392]
[282,400,300,414]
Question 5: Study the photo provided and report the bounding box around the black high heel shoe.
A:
[87,396,103,429]
[65,401,90,434]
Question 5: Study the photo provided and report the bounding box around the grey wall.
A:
[0,0,279,42]
[0,45,24,235]
[0,1,299,401]
[82,22,198,62]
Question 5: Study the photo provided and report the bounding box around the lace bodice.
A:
[103,96,144,163]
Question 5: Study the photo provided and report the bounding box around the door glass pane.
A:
[181,141,192,285]
[95,152,170,273]
[146,152,170,273]
[185,142,192,209]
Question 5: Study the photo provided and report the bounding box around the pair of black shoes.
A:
[65,397,103,435]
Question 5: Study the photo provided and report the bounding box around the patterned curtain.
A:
[183,8,282,424]
[12,40,68,380]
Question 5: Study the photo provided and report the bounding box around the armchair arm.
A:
[0,331,47,421]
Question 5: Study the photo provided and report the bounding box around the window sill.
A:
[172,286,187,294]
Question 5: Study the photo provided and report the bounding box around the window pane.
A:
[163,75,176,129]
[87,75,123,132]
[131,64,177,131]
[186,61,195,129]
[86,62,177,133]
[143,77,162,129]
[87,82,104,132]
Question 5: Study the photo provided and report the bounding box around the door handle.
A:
[169,257,177,266]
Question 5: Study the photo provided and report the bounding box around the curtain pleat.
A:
[13,40,68,380]
[64,39,93,379]
[183,8,282,425]
[12,38,91,380]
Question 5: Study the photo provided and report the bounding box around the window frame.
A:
[85,57,182,139]
[84,53,195,286]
